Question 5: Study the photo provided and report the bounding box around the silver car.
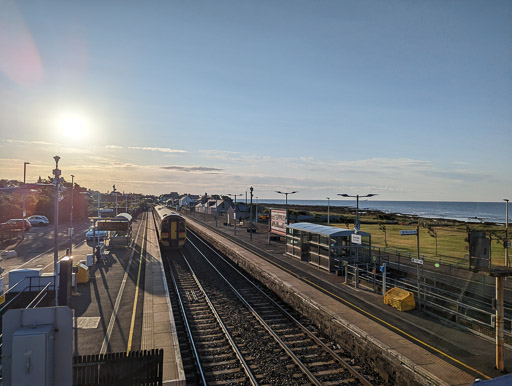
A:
[86,226,108,241]
[27,215,49,226]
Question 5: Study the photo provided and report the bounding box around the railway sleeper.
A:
[205,368,246,377]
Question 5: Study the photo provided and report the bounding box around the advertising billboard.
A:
[270,209,287,237]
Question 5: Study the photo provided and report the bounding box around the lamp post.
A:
[215,196,218,227]
[504,199,509,267]
[275,190,298,224]
[337,193,377,231]
[249,186,254,241]
[21,161,30,241]
[69,175,74,255]
[255,197,258,224]
[53,156,61,306]
[326,197,330,226]
[228,193,243,235]
[112,185,118,216]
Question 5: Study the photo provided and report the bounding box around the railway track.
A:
[163,230,380,385]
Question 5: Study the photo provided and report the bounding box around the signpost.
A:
[400,226,422,306]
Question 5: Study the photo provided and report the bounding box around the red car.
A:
[2,219,32,231]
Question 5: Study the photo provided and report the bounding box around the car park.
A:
[86,226,108,241]
[27,215,50,226]
[2,219,31,231]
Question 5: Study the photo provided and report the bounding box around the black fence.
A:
[73,349,164,385]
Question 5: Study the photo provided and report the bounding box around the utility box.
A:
[58,257,73,306]
[76,263,90,284]
[12,324,55,385]
[384,287,416,311]
[2,306,72,385]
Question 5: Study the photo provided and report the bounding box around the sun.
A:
[56,112,91,141]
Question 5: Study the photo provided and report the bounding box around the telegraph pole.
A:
[250,187,254,241]
[21,162,30,241]
[53,156,61,306]
[69,175,74,255]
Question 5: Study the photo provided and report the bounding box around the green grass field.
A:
[305,210,508,266]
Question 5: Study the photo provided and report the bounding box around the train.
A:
[153,205,187,249]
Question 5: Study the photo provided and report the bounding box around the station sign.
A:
[411,258,424,265]
[97,220,129,232]
[400,230,417,236]
[351,234,362,245]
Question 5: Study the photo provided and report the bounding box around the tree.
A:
[379,224,388,247]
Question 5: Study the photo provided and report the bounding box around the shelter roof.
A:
[115,212,133,222]
[288,222,370,237]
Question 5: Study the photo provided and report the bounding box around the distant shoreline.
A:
[258,202,502,226]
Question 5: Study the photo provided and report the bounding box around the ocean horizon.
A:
[256,199,508,224]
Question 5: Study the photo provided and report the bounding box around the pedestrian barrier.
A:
[72,349,163,385]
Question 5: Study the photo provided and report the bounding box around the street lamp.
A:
[326,197,330,226]
[53,156,61,306]
[255,197,258,224]
[228,193,243,235]
[275,190,298,224]
[69,175,75,255]
[21,161,30,241]
[337,193,377,231]
[504,199,509,267]
[249,187,254,241]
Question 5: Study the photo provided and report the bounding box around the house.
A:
[207,199,232,214]
[179,195,197,208]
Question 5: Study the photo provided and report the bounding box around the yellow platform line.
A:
[192,225,492,380]
[127,214,148,353]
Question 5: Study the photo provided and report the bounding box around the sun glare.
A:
[56,112,91,141]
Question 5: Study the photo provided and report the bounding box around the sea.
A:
[258,200,508,224]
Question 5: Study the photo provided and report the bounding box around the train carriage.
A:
[153,205,186,249]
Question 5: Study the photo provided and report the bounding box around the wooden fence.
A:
[73,349,163,385]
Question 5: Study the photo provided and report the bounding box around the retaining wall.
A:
[189,222,448,385]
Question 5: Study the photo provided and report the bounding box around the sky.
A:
[1,0,511,201]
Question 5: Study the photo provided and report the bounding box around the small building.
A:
[285,222,371,272]
[179,195,197,208]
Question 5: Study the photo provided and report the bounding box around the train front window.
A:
[161,221,170,232]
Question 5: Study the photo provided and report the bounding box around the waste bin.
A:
[76,263,90,284]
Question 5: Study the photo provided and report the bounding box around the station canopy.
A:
[288,222,370,238]
[115,212,132,222]
[97,212,132,231]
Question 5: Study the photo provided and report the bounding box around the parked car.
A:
[27,215,50,226]
[2,219,31,231]
[86,227,108,241]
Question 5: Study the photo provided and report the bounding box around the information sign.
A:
[97,220,129,232]
[400,230,417,236]
[411,258,424,265]
[351,234,362,244]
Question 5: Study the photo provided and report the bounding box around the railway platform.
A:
[183,213,512,385]
[69,212,185,385]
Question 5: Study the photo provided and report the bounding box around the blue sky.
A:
[1,1,511,201]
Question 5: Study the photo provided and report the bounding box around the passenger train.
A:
[153,205,187,249]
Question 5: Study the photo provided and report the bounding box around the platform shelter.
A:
[97,212,133,246]
[286,222,371,272]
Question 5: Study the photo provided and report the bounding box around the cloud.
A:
[128,146,186,153]
[105,145,186,153]
[2,139,53,146]
[160,165,223,173]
